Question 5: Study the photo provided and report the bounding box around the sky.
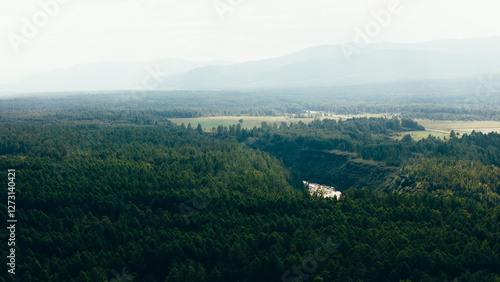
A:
[1,0,500,83]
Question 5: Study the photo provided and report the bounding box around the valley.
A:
[2,1,500,281]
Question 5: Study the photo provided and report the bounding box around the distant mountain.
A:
[5,37,500,92]
[158,37,500,89]
[9,58,232,92]
[373,37,500,59]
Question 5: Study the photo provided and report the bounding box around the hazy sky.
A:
[1,0,500,83]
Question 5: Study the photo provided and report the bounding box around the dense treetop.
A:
[0,98,499,281]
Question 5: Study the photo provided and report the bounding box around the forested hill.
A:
[0,113,499,281]
[215,117,500,206]
[0,122,299,281]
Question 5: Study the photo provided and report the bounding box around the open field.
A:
[394,119,500,140]
[416,119,500,134]
[394,131,453,141]
[170,116,500,139]
[169,113,394,131]
[169,116,316,130]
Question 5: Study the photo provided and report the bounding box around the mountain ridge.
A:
[5,36,500,92]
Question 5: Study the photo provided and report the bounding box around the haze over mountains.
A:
[0,58,232,93]
[3,37,500,93]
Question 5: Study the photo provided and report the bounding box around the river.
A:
[303,181,341,200]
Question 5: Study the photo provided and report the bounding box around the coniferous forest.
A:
[1,93,500,282]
